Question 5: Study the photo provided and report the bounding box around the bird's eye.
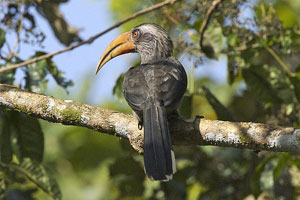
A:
[132,30,140,39]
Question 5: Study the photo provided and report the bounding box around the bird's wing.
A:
[143,58,187,109]
[123,66,149,111]
[122,58,187,111]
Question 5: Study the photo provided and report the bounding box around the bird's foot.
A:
[138,121,143,130]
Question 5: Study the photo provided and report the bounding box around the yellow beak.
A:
[96,31,136,74]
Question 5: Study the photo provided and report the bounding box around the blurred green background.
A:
[1,0,300,199]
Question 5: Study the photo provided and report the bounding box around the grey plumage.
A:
[132,23,173,64]
[122,23,187,181]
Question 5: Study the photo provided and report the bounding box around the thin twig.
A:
[264,46,296,78]
[0,0,178,74]
[13,8,24,54]
[199,0,224,51]
[162,10,179,24]
[6,8,24,61]
[223,43,260,55]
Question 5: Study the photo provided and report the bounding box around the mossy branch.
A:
[0,84,299,153]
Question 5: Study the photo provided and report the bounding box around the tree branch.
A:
[0,84,299,153]
[199,0,224,51]
[264,46,296,78]
[0,0,178,74]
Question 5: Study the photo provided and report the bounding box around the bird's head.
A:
[96,23,173,74]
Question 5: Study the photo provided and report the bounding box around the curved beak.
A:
[96,31,136,74]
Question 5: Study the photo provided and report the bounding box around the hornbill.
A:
[96,23,187,181]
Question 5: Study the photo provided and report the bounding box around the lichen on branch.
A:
[0,84,299,153]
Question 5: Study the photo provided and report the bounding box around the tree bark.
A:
[0,84,299,153]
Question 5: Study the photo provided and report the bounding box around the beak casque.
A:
[96,31,136,74]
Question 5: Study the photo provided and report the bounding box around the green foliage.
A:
[251,155,277,196]
[0,29,5,49]
[109,154,145,197]
[45,56,74,90]
[0,66,15,85]
[18,159,61,200]
[200,86,235,121]
[0,159,61,200]
[289,75,300,103]
[110,0,154,32]
[178,94,193,119]
[0,3,73,197]
[202,21,225,59]
[25,52,73,93]
[0,111,12,163]
[0,110,61,199]
[113,73,125,99]
[35,0,81,46]
[25,59,49,93]
[10,112,44,163]
[1,0,300,199]
[242,67,282,104]
[107,0,300,198]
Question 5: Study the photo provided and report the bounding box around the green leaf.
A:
[273,153,290,180]
[203,21,225,59]
[10,112,44,163]
[37,2,82,46]
[109,155,144,197]
[289,73,300,103]
[46,59,74,90]
[0,29,5,48]
[187,182,208,200]
[274,3,297,28]
[227,34,239,47]
[242,67,282,104]
[113,73,125,99]
[191,18,203,31]
[0,111,12,163]
[14,159,61,200]
[25,51,73,92]
[244,64,295,104]
[0,65,15,85]
[227,54,244,85]
[25,58,48,93]
[201,86,235,121]
[251,155,277,197]
[227,65,237,85]
[0,170,6,199]
[110,0,154,32]
[178,94,193,119]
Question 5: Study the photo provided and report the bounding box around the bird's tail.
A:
[143,104,176,181]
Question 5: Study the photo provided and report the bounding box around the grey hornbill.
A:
[96,23,187,181]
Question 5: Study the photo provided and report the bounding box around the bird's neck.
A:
[139,42,172,64]
[141,53,170,64]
